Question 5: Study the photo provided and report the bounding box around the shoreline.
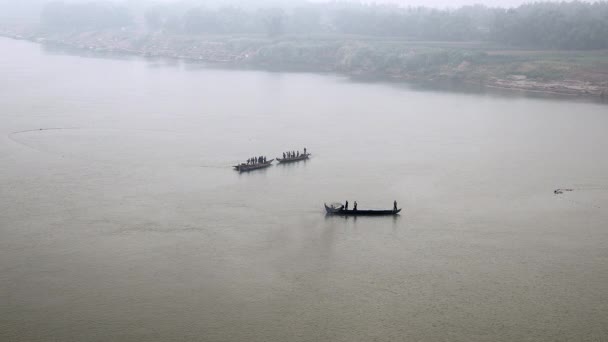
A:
[2,29,607,103]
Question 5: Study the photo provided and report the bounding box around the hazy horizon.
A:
[0,0,598,10]
[0,0,599,22]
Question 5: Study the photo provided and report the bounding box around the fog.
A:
[1,0,607,341]
[0,0,595,20]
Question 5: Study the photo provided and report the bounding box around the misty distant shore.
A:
[2,0,608,100]
[3,26,607,101]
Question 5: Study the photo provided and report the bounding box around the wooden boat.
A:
[277,153,311,163]
[233,159,274,172]
[324,203,401,216]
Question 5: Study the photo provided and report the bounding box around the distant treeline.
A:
[41,1,608,50]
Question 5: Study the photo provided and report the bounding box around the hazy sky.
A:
[0,0,590,20]
[138,0,574,7]
[146,0,584,7]
[0,0,584,8]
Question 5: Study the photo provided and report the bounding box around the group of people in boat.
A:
[342,200,398,211]
[246,156,268,165]
[282,148,307,159]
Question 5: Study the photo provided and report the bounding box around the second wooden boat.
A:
[277,153,311,163]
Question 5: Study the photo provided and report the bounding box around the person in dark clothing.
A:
[353,201,357,211]
[394,201,398,211]
[283,152,286,159]
[304,147,307,155]
[345,201,349,210]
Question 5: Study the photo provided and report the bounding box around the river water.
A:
[1,37,607,341]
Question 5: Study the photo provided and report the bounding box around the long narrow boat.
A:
[233,159,274,172]
[277,153,311,163]
[324,203,401,216]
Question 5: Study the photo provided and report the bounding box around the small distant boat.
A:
[233,159,274,172]
[324,203,401,216]
[277,153,311,163]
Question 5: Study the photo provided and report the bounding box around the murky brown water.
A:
[1,37,607,341]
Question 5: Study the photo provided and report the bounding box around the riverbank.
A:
[2,26,607,101]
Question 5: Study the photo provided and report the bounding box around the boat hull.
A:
[324,204,401,216]
[233,159,274,172]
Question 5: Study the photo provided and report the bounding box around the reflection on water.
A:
[39,39,608,105]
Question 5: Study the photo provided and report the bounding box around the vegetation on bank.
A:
[40,1,608,50]
[2,1,606,98]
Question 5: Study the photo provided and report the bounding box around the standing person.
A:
[283,152,286,159]
[353,201,357,211]
[345,200,349,210]
[394,200,398,211]
[304,147,307,155]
